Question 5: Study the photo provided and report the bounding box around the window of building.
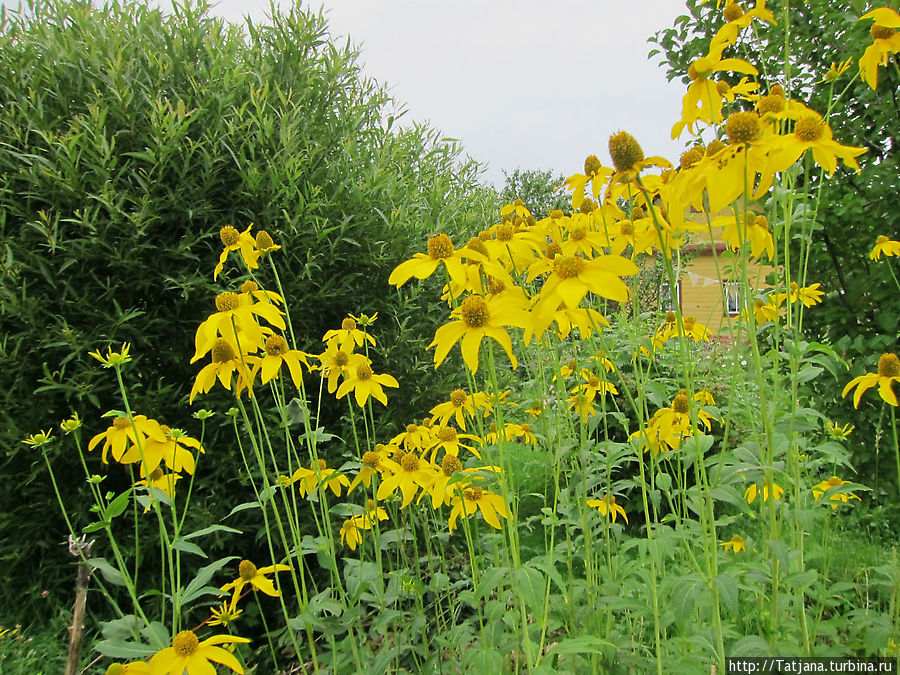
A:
[725,282,741,316]
[660,279,681,312]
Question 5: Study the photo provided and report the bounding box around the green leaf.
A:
[545,635,616,657]
[713,572,738,615]
[226,502,259,518]
[105,489,132,519]
[181,524,242,541]
[94,638,155,660]
[512,566,545,614]
[172,538,207,558]
[90,557,127,587]
[180,556,238,605]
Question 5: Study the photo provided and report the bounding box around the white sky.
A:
[6,0,694,189]
[201,0,693,188]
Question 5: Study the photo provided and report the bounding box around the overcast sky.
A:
[189,0,692,189]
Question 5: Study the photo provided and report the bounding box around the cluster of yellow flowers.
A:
[88,412,203,503]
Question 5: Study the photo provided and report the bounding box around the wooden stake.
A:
[65,535,94,675]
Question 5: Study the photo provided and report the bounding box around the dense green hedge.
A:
[0,0,497,623]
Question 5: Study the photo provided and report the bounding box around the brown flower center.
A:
[794,115,825,142]
[555,255,586,280]
[172,630,199,656]
[238,560,258,581]
[362,451,379,468]
[219,226,240,247]
[706,139,726,157]
[211,338,236,363]
[871,24,896,41]
[584,154,602,176]
[496,223,515,242]
[466,237,489,256]
[545,241,563,259]
[460,296,489,328]
[878,353,900,378]
[438,427,457,443]
[464,487,484,501]
[341,317,357,331]
[427,233,454,260]
[450,389,468,408]
[215,292,240,312]
[255,230,276,251]
[608,131,644,172]
[356,363,373,381]
[442,454,462,477]
[241,280,259,293]
[680,146,704,171]
[723,2,744,22]
[725,111,761,145]
[757,94,785,115]
[673,394,690,414]
[265,334,289,357]
[401,454,419,472]
[334,351,350,367]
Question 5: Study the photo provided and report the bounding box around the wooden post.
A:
[65,535,94,675]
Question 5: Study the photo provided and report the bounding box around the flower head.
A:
[89,343,132,368]
[587,494,628,523]
[870,236,900,261]
[221,560,291,601]
[719,535,746,553]
[842,353,900,407]
[148,630,250,674]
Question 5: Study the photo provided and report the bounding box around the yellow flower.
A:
[148,630,250,674]
[189,337,259,403]
[529,253,639,315]
[135,466,182,506]
[323,316,377,350]
[339,500,389,550]
[566,391,597,422]
[821,57,853,82]
[348,446,392,492]
[586,494,628,523]
[425,424,483,461]
[812,475,862,509]
[870,236,900,260]
[826,421,855,439]
[89,343,132,368]
[284,459,351,498]
[318,343,366,394]
[561,155,614,209]
[221,560,291,600]
[859,7,900,89]
[88,414,167,464]
[388,233,484,289]
[390,422,435,453]
[208,600,243,627]
[842,353,900,407]
[22,429,54,448]
[253,333,312,390]
[335,359,399,407]
[766,113,865,177]
[714,212,774,260]
[60,412,82,434]
[120,426,204,476]
[376,452,437,508]
[745,480,785,504]
[429,388,492,431]
[719,535,746,553]
[448,486,508,533]
[429,294,528,373]
[192,291,285,364]
[671,45,759,138]
[104,662,151,674]
[214,224,259,280]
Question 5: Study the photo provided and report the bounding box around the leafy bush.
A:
[0,0,496,622]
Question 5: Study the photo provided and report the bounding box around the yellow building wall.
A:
[680,252,771,332]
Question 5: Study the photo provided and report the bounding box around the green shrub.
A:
[0,0,496,623]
